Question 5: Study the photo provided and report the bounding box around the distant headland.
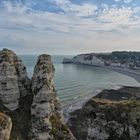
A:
[63,51,140,83]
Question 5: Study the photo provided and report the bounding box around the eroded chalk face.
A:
[31,54,76,140]
[0,49,31,111]
[0,59,20,111]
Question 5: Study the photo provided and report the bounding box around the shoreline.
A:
[64,62,140,83]
[63,89,102,120]
[103,66,140,83]
[63,63,140,121]
[64,85,140,121]
[63,86,121,121]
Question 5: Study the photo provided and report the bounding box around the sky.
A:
[0,0,140,55]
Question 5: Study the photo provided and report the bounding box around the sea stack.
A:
[31,54,75,139]
[0,48,75,140]
[0,48,31,110]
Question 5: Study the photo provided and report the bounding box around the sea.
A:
[20,55,140,107]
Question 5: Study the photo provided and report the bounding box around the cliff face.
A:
[31,54,75,140]
[63,51,140,68]
[0,48,32,140]
[0,48,31,110]
[68,87,140,140]
[63,54,104,66]
[0,49,75,140]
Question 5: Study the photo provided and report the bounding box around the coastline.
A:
[62,56,140,139]
[68,86,140,140]
[63,86,121,121]
[63,63,140,121]
[64,62,140,83]
[64,85,140,121]
[63,89,102,120]
[103,66,140,83]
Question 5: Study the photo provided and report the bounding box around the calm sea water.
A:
[20,55,140,106]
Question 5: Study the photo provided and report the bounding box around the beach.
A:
[104,66,140,83]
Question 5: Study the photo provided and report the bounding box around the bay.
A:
[20,55,140,106]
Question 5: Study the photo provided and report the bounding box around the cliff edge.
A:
[68,87,140,140]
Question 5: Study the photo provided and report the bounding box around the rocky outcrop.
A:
[0,48,75,140]
[62,54,104,66]
[0,112,12,140]
[94,86,140,101]
[2,48,140,140]
[31,54,75,140]
[68,87,140,140]
[72,54,104,66]
[0,48,32,140]
[0,48,31,111]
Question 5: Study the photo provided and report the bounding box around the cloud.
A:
[48,0,98,17]
[123,0,133,3]
[65,3,97,17]
[114,0,121,2]
[99,7,133,24]
[0,0,140,54]
[114,0,134,3]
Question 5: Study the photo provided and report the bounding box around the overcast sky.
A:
[0,0,140,55]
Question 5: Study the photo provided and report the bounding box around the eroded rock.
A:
[0,112,12,140]
[0,48,31,111]
[68,93,140,140]
[31,54,75,140]
[0,49,76,140]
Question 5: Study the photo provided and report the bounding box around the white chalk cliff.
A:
[63,54,104,66]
